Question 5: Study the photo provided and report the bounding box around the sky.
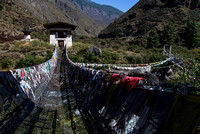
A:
[91,0,139,12]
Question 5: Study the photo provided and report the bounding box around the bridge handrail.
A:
[0,47,58,104]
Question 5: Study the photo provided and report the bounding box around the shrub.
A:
[102,51,119,64]
[147,30,160,48]
[126,55,136,64]
[31,32,49,42]
[20,45,32,53]
[0,1,3,11]
[12,18,16,25]
[30,40,41,47]
[135,56,143,64]
[144,51,165,63]
[11,42,23,51]
[175,59,200,90]
[34,57,46,65]
[162,22,176,46]
[44,50,53,61]
[15,55,35,68]
[0,58,12,69]
[112,44,121,50]
[184,21,200,49]
[69,54,84,63]
[84,52,99,63]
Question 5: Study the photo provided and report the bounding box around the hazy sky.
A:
[91,0,139,12]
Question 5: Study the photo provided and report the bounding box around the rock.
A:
[145,73,160,85]
[167,68,174,75]
[128,71,160,86]
[74,109,81,116]
[165,75,171,81]
[89,46,102,57]
[40,51,47,56]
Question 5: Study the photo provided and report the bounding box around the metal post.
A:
[169,46,172,57]
[163,45,166,56]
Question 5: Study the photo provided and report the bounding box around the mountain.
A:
[0,0,123,42]
[69,0,123,24]
[98,0,200,38]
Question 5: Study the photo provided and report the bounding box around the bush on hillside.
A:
[0,0,3,11]
[162,22,176,46]
[69,55,84,63]
[44,50,53,61]
[126,55,136,64]
[84,52,99,63]
[184,21,200,49]
[31,32,49,42]
[173,59,200,90]
[14,49,53,69]
[147,30,160,48]
[11,40,53,52]
[15,55,35,68]
[143,51,165,63]
[102,51,119,64]
[0,58,12,69]
[135,56,144,64]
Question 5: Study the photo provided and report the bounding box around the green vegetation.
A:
[0,58,12,69]
[11,40,52,52]
[15,55,35,68]
[31,32,49,42]
[0,0,3,11]
[69,34,200,65]
[147,30,160,48]
[12,18,16,25]
[162,22,176,46]
[68,37,165,64]
[0,40,53,70]
[147,21,200,49]
[184,21,200,49]
[173,59,200,89]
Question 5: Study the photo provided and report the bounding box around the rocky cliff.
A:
[69,0,123,24]
[137,0,200,9]
[98,0,200,38]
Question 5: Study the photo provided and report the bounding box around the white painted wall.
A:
[24,35,31,40]
[50,35,58,46]
[50,34,72,48]
[65,35,72,48]
[49,28,73,48]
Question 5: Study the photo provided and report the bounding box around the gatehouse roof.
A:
[44,22,77,30]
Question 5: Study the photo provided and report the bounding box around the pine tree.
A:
[185,21,200,49]
[162,22,176,46]
[0,0,3,11]
[147,30,160,48]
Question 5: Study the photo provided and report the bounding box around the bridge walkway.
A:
[0,50,86,134]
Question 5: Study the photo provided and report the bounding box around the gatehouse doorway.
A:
[58,40,64,49]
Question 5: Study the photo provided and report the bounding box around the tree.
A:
[184,21,200,49]
[0,0,3,11]
[147,30,160,48]
[162,22,176,46]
